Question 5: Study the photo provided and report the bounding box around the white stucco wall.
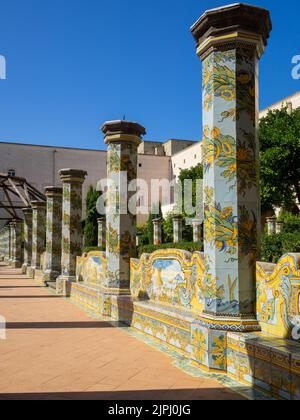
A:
[0,142,171,226]
[171,142,203,180]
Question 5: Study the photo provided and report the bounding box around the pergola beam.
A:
[0,173,46,223]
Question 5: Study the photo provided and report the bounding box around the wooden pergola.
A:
[0,173,46,221]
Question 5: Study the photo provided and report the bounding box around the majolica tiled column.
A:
[22,208,33,274]
[192,219,202,243]
[173,216,183,243]
[4,226,9,262]
[10,220,23,268]
[153,218,163,246]
[30,201,46,278]
[8,222,13,265]
[0,229,4,261]
[102,120,146,290]
[57,169,87,296]
[97,217,106,249]
[43,187,63,283]
[191,4,272,330]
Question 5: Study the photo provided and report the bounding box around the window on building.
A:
[139,163,142,168]
[194,155,197,159]
[8,169,16,177]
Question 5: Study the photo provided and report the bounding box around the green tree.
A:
[259,107,300,212]
[178,164,204,216]
[84,186,101,247]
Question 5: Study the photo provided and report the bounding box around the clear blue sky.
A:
[0,0,299,150]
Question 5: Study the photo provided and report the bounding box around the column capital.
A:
[191,3,272,60]
[153,218,163,225]
[22,207,33,216]
[31,201,46,210]
[12,219,23,225]
[45,186,63,197]
[102,120,146,146]
[59,169,87,184]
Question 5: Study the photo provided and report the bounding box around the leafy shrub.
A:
[261,232,300,263]
[261,234,284,263]
[282,232,300,255]
[278,212,300,234]
[137,241,203,258]
[84,186,101,247]
[137,224,150,246]
[82,246,105,254]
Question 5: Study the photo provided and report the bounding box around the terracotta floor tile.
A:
[0,262,244,400]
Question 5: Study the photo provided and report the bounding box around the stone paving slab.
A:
[0,263,244,400]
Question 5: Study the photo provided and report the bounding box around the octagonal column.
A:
[97,217,106,249]
[192,219,202,243]
[0,229,3,261]
[102,120,145,290]
[57,169,87,296]
[22,208,33,274]
[43,187,63,283]
[10,220,23,268]
[191,4,272,330]
[266,217,276,235]
[4,226,9,262]
[173,216,183,243]
[30,202,46,277]
[8,222,13,264]
[276,221,284,234]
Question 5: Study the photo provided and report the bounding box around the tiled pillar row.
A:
[102,120,145,290]
[22,208,33,274]
[191,4,272,330]
[153,218,163,246]
[29,201,46,278]
[43,187,63,283]
[173,216,183,243]
[56,169,87,296]
[97,217,106,249]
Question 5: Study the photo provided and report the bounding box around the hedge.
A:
[81,246,105,254]
[261,232,300,263]
[137,242,203,258]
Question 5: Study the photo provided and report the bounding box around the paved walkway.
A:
[0,262,244,400]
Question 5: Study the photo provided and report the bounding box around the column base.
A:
[198,312,261,333]
[27,267,36,279]
[41,270,61,285]
[56,275,76,297]
[22,263,29,274]
[10,260,22,269]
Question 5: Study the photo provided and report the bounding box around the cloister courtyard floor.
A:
[0,262,245,400]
